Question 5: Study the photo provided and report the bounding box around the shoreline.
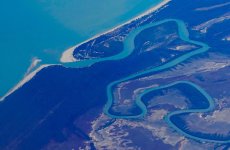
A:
[0,65,53,101]
[0,0,171,101]
[60,0,171,63]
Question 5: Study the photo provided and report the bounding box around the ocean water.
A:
[0,0,162,97]
[0,0,229,149]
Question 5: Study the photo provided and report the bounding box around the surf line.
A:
[103,19,229,143]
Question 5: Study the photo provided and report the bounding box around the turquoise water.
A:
[101,19,229,143]
[104,19,210,118]
[0,0,162,96]
[1,0,228,144]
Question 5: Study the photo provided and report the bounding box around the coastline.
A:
[0,0,171,101]
[60,0,171,63]
[0,65,53,101]
[60,46,78,62]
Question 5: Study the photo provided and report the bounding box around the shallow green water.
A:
[0,0,162,96]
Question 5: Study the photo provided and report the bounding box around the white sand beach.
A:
[60,0,171,63]
[0,65,52,101]
[1,0,171,101]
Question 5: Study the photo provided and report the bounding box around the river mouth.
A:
[0,0,163,99]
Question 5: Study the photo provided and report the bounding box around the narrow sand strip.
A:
[25,57,42,76]
[60,46,78,62]
[60,0,171,63]
[1,0,171,101]
[0,65,53,101]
